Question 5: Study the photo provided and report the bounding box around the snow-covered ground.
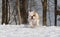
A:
[0,0,60,37]
[0,25,60,37]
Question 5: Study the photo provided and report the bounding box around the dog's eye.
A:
[33,15,35,16]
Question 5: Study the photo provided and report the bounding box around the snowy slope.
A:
[0,25,60,37]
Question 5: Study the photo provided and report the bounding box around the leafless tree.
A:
[41,0,47,26]
[16,0,22,24]
[55,0,57,26]
[20,0,28,24]
[2,0,8,24]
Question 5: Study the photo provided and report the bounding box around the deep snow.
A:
[0,25,60,37]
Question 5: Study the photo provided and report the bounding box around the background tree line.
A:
[2,0,60,26]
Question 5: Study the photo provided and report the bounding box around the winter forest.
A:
[0,0,60,26]
[1,0,60,37]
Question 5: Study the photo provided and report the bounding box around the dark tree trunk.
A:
[2,0,5,24]
[20,0,28,24]
[42,0,47,26]
[5,0,8,24]
[55,0,57,26]
[2,0,8,24]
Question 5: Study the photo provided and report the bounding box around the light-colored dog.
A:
[28,11,40,28]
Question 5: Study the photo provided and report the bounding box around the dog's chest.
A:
[31,19,37,24]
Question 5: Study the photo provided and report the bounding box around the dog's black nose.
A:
[31,16,33,19]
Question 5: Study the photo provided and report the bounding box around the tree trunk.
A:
[55,0,57,26]
[2,0,5,24]
[16,0,22,24]
[42,0,47,26]
[5,0,8,24]
[2,0,8,24]
[20,0,28,24]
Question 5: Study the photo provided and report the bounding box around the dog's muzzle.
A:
[31,16,33,19]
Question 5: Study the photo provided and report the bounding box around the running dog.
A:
[28,11,40,28]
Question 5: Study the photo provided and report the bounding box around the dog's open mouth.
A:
[31,15,35,19]
[31,16,33,19]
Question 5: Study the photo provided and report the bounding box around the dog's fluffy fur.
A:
[28,11,40,28]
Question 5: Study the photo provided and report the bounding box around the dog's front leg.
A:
[29,22,34,28]
[36,20,39,27]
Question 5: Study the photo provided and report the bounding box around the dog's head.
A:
[28,11,36,19]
